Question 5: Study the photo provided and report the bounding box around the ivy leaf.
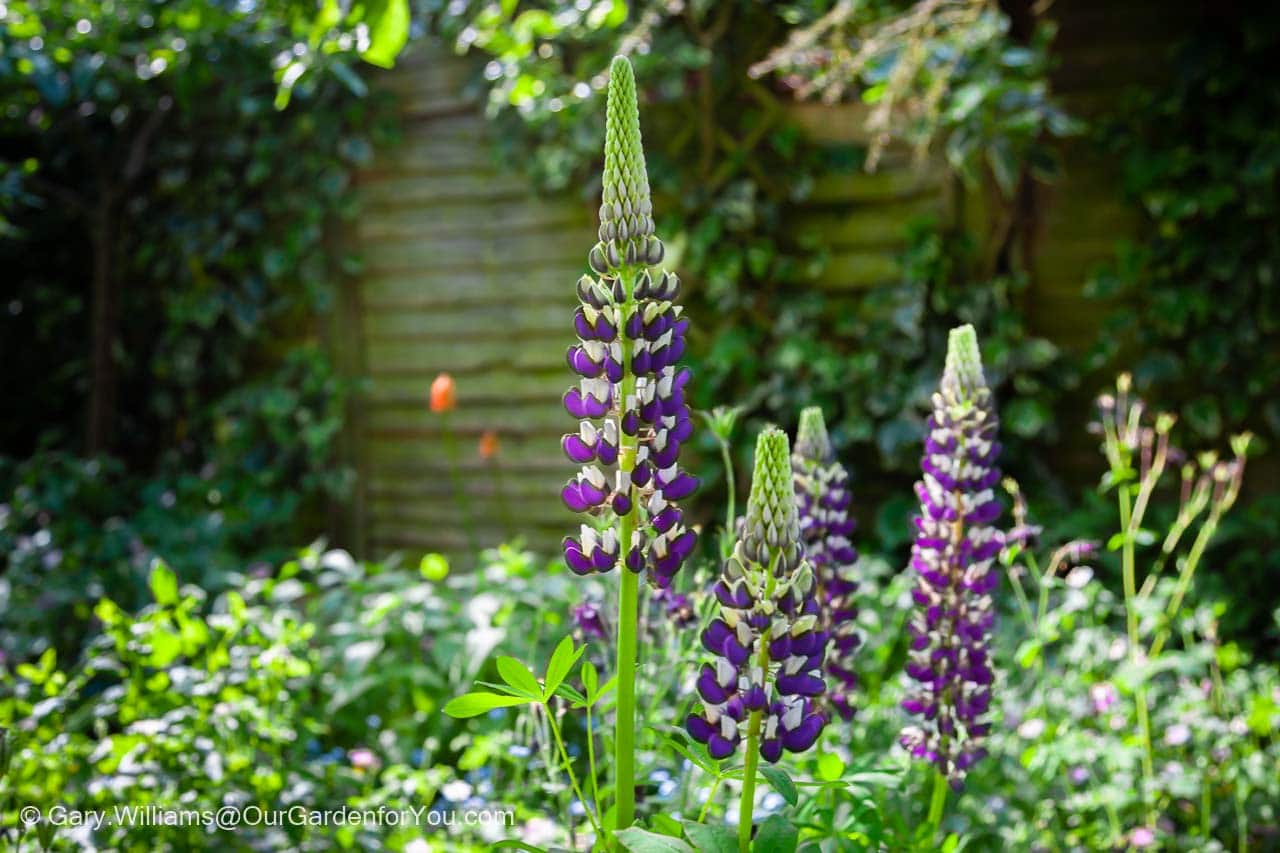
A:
[682,820,737,853]
[544,635,583,699]
[753,815,798,852]
[442,691,532,718]
[496,656,542,699]
[615,828,695,852]
[760,766,798,806]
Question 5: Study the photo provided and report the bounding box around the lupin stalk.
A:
[791,406,861,720]
[685,427,827,852]
[899,325,1002,797]
[559,55,698,835]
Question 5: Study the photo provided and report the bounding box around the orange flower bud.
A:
[430,373,456,413]
[478,429,499,460]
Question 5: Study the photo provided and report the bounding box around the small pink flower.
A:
[1130,827,1156,848]
[349,748,379,771]
[1089,682,1118,714]
[1165,723,1191,746]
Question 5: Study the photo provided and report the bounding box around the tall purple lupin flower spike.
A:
[792,406,861,721]
[686,427,827,764]
[899,324,1002,789]
[559,56,697,591]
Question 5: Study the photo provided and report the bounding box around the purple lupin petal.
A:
[900,325,1002,789]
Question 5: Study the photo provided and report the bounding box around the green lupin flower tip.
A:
[795,406,832,462]
[745,426,800,553]
[590,55,663,272]
[943,324,987,402]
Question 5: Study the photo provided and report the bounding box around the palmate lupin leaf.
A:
[560,56,696,589]
[900,324,1003,788]
[686,427,828,762]
[792,406,861,721]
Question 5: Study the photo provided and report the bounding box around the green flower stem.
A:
[1118,484,1156,824]
[698,775,724,823]
[545,700,605,839]
[1148,511,1219,659]
[614,265,640,836]
[737,710,762,853]
[926,768,948,839]
[737,558,778,853]
[720,437,736,542]
[587,701,602,820]
[439,411,478,554]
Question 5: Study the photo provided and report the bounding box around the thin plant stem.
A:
[926,768,948,840]
[546,700,606,839]
[1006,563,1036,635]
[1201,775,1212,838]
[1118,484,1156,824]
[698,774,723,823]
[1149,513,1219,659]
[614,263,640,836]
[720,438,736,536]
[586,701,602,819]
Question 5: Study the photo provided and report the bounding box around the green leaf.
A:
[615,828,695,852]
[149,561,178,606]
[816,752,845,782]
[941,833,960,853]
[544,635,583,699]
[760,766,798,806]
[753,815,798,852]
[361,0,410,69]
[682,820,737,853]
[492,843,549,852]
[496,656,542,698]
[581,659,599,699]
[442,691,533,718]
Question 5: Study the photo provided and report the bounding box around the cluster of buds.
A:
[686,427,827,761]
[560,56,697,590]
[899,325,1002,788]
[791,407,861,721]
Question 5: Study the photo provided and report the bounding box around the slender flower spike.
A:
[686,428,827,762]
[560,56,697,590]
[899,325,1002,788]
[791,407,861,721]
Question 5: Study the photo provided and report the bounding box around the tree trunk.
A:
[85,204,118,455]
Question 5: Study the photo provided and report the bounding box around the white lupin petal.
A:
[720,716,737,740]
[735,621,753,646]
[601,529,618,552]
[715,658,737,686]
[580,421,598,443]
[584,466,606,489]
[782,700,803,731]
[580,526,598,552]
[602,419,618,444]
[647,492,667,515]
[616,469,631,491]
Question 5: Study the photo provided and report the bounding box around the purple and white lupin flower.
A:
[686,427,828,762]
[559,56,697,590]
[791,406,861,721]
[899,324,1002,788]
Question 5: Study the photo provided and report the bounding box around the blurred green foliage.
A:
[1,545,570,850]
[1088,15,1280,446]
[0,0,399,658]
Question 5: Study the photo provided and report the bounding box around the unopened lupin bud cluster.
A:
[686,428,827,761]
[899,325,1002,788]
[560,56,697,590]
[792,407,861,721]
